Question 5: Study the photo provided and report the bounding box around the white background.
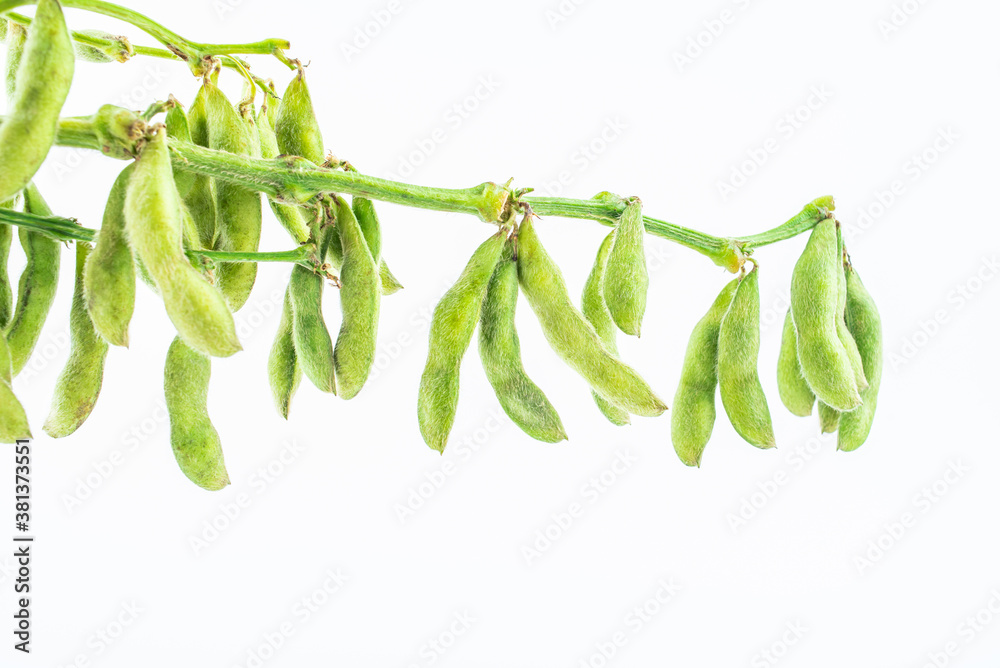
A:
[3,0,999,666]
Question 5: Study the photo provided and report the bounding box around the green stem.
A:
[4,114,832,271]
[0,0,291,73]
[0,209,313,264]
[739,196,834,248]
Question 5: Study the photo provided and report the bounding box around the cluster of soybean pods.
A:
[0,0,881,491]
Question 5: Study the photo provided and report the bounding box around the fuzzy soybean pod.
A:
[255,106,311,244]
[790,219,862,411]
[268,285,301,418]
[479,240,567,443]
[717,266,775,448]
[322,221,404,296]
[835,224,868,391]
[289,263,336,394]
[0,0,74,202]
[0,194,18,328]
[580,231,630,426]
[333,197,380,399]
[603,197,648,337]
[83,164,135,347]
[124,126,241,358]
[44,242,109,437]
[838,268,883,452]
[274,68,325,164]
[164,337,229,491]
[4,21,25,101]
[6,184,60,376]
[671,278,739,467]
[776,309,815,417]
[203,83,262,311]
[418,231,506,452]
[818,402,840,434]
[352,193,404,294]
[517,216,666,417]
[183,86,217,250]
[0,331,31,443]
[164,102,195,200]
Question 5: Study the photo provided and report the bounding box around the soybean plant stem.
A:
[0,209,313,265]
[0,0,291,72]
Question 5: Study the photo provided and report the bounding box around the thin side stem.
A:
[0,0,291,72]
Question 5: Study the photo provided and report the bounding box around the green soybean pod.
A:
[0,0,74,202]
[479,240,567,443]
[835,224,868,390]
[0,18,7,42]
[83,164,135,347]
[580,231,630,426]
[183,85,217,250]
[43,242,109,437]
[4,21,26,101]
[603,197,648,337]
[776,309,815,417]
[71,29,133,64]
[124,126,241,358]
[717,266,775,448]
[6,184,60,376]
[0,379,31,442]
[818,402,840,434]
[274,67,325,164]
[203,82,262,311]
[380,260,403,295]
[333,197,380,399]
[671,278,739,467]
[0,330,31,443]
[838,267,883,452]
[164,101,195,200]
[790,219,861,411]
[517,216,666,417]
[268,285,301,418]
[255,105,311,244]
[164,336,229,491]
[289,263,336,394]
[418,231,506,452]
[0,193,19,328]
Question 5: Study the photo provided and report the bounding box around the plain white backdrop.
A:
[3,0,999,665]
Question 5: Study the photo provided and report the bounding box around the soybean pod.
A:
[164,100,195,200]
[124,126,241,358]
[333,196,380,399]
[671,278,738,467]
[818,402,840,434]
[6,184,60,376]
[418,231,506,452]
[479,238,567,443]
[4,20,26,99]
[203,82,262,311]
[838,267,883,452]
[580,231,630,426]
[835,223,868,390]
[289,263,336,394]
[0,330,31,443]
[183,85,217,250]
[603,197,648,336]
[790,219,862,411]
[44,241,109,438]
[256,104,311,244]
[516,216,666,417]
[164,337,229,491]
[0,0,74,202]
[0,193,18,328]
[83,164,135,347]
[776,309,815,417]
[268,284,301,418]
[274,67,325,164]
[717,265,775,448]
